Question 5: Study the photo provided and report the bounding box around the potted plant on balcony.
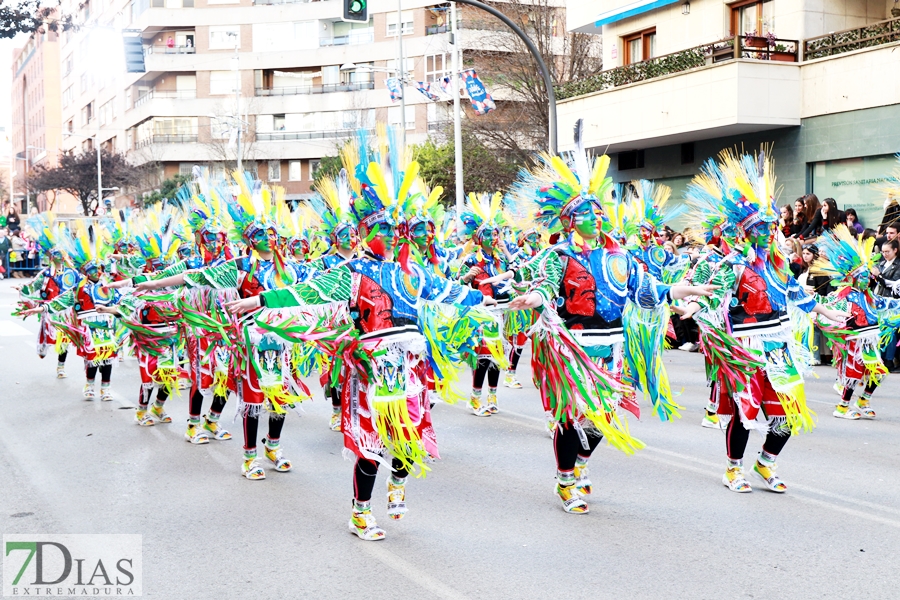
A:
[771,43,796,62]
[743,30,767,48]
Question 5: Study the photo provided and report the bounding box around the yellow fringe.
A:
[213,369,230,398]
[582,404,646,455]
[372,397,431,477]
[155,366,182,397]
[776,384,816,435]
[262,386,309,414]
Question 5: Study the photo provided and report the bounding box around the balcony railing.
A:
[426,25,449,35]
[255,81,375,96]
[146,44,196,54]
[555,35,798,101]
[132,89,197,109]
[803,16,900,60]
[257,128,372,141]
[319,33,374,47]
[135,134,198,148]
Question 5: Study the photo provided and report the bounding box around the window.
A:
[66,119,74,133]
[731,0,774,36]
[80,72,88,94]
[425,54,448,83]
[385,58,415,79]
[388,105,415,130]
[623,28,656,64]
[343,62,374,84]
[308,160,320,181]
[386,10,414,36]
[273,114,286,131]
[62,85,73,108]
[81,102,94,126]
[618,150,645,171]
[289,161,302,181]
[98,100,112,126]
[321,66,340,86]
[209,71,238,95]
[63,55,73,76]
[179,163,195,176]
[267,161,281,181]
[208,26,240,50]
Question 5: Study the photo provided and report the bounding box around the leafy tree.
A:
[1,1,78,39]
[29,151,144,216]
[413,132,519,204]
[312,155,343,187]
[141,174,192,207]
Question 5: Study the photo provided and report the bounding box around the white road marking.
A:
[357,543,470,600]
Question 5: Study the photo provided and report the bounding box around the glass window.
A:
[811,154,898,230]
[209,71,238,95]
[209,26,240,50]
[388,105,415,130]
[273,114,286,131]
[268,161,281,181]
[289,161,302,181]
[309,160,320,180]
[179,163,195,176]
[425,54,448,83]
[386,10,414,36]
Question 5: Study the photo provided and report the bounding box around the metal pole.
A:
[451,2,464,224]
[397,0,407,148]
[96,137,103,214]
[448,0,557,154]
[234,40,242,173]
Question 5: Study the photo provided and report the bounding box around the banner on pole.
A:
[385,77,403,102]
[460,69,495,115]
[414,81,441,102]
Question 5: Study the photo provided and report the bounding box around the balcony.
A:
[136,134,198,148]
[255,82,375,96]
[146,44,195,55]
[556,36,798,101]
[132,89,197,109]
[257,128,372,141]
[557,55,801,153]
[803,16,900,60]
[426,25,448,35]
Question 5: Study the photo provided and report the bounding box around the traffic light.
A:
[342,0,367,23]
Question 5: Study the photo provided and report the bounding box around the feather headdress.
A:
[180,175,232,238]
[62,219,113,273]
[277,198,321,258]
[685,147,778,242]
[508,119,613,235]
[313,168,358,240]
[225,170,281,247]
[459,192,505,240]
[25,212,67,259]
[134,203,183,269]
[811,224,877,286]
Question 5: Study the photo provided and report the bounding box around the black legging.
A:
[725,402,790,461]
[473,359,500,389]
[139,385,169,408]
[353,457,409,503]
[58,351,68,363]
[243,414,286,452]
[554,421,603,472]
[188,389,227,419]
[509,348,522,372]
[329,385,341,409]
[842,380,879,402]
[86,363,112,383]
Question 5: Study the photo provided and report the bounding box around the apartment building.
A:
[10,28,78,213]
[55,0,519,203]
[560,0,900,229]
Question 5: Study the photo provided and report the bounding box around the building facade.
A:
[10,28,77,213]
[561,0,900,230]
[55,0,500,204]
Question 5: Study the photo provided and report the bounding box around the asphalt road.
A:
[1,278,899,599]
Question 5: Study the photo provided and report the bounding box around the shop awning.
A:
[594,0,680,27]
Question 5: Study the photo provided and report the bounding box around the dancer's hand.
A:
[679,302,702,320]
[670,283,718,300]
[20,305,45,317]
[106,278,133,289]
[134,280,158,292]
[462,266,482,283]
[224,296,261,314]
[508,292,542,310]
[482,296,498,307]
[480,271,513,286]
[814,304,851,323]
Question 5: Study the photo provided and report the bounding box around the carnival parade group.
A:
[12,121,900,541]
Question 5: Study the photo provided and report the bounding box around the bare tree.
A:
[459,0,602,158]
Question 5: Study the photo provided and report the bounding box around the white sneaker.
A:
[678,342,693,351]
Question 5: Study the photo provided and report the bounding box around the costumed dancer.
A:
[504,120,712,513]
[681,149,849,493]
[500,223,543,391]
[458,193,511,416]
[26,221,124,400]
[137,173,312,479]
[810,225,900,419]
[226,127,495,540]
[14,213,80,378]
